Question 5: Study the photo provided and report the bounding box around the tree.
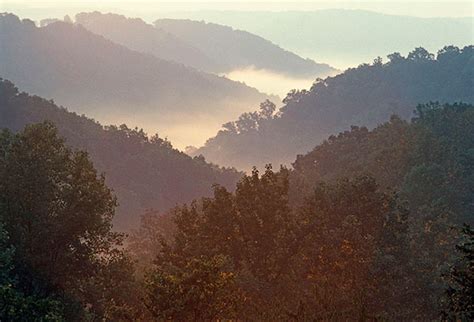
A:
[145,255,240,320]
[235,112,259,132]
[407,47,434,61]
[294,176,411,320]
[0,123,139,320]
[387,52,404,64]
[222,121,237,133]
[437,45,460,60]
[442,225,474,320]
[0,78,243,231]
[289,102,474,319]
[373,56,383,66]
[137,103,474,320]
[128,210,176,276]
[258,99,276,119]
[282,89,308,105]
[0,223,64,321]
[63,15,72,24]
[141,169,417,319]
[143,166,296,319]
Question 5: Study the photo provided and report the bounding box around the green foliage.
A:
[195,46,474,170]
[142,168,413,319]
[442,225,474,320]
[145,254,240,320]
[293,102,474,225]
[0,123,142,320]
[0,224,64,321]
[1,38,472,320]
[143,166,296,319]
[137,103,474,319]
[291,176,411,320]
[0,78,242,230]
[291,102,474,318]
[127,211,176,276]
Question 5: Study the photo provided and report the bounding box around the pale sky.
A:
[1,1,473,23]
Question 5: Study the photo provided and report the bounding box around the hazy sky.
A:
[2,1,473,22]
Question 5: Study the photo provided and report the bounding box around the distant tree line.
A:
[194,46,474,170]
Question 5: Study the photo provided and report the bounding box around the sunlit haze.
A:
[2,1,473,19]
[0,0,473,319]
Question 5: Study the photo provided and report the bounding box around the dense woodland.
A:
[194,46,474,170]
[0,79,241,230]
[0,7,473,320]
[0,101,473,320]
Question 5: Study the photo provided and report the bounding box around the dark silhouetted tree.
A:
[0,123,142,320]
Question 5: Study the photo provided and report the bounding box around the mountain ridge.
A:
[157,9,473,69]
[0,12,273,147]
[192,45,474,170]
[0,78,243,231]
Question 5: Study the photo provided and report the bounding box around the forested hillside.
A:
[0,13,271,147]
[290,102,474,224]
[128,102,474,320]
[0,79,242,230]
[1,2,473,320]
[194,46,474,170]
[2,102,471,320]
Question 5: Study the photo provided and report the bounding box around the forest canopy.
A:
[0,123,142,320]
[128,102,474,320]
[0,86,472,320]
[0,8,472,319]
[193,46,474,170]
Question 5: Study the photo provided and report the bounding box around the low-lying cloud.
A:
[223,67,318,98]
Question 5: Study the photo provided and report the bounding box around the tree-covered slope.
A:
[193,46,474,170]
[290,102,474,225]
[131,102,474,320]
[0,79,242,231]
[0,13,271,147]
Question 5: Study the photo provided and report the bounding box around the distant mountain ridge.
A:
[158,9,474,69]
[71,12,336,78]
[0,13,272,147]
[74,12,217,72]
[193,46,474,170]
[153,18,337,77]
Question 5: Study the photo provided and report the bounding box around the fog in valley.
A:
[0,1,473,321]
[223,67,326,98]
